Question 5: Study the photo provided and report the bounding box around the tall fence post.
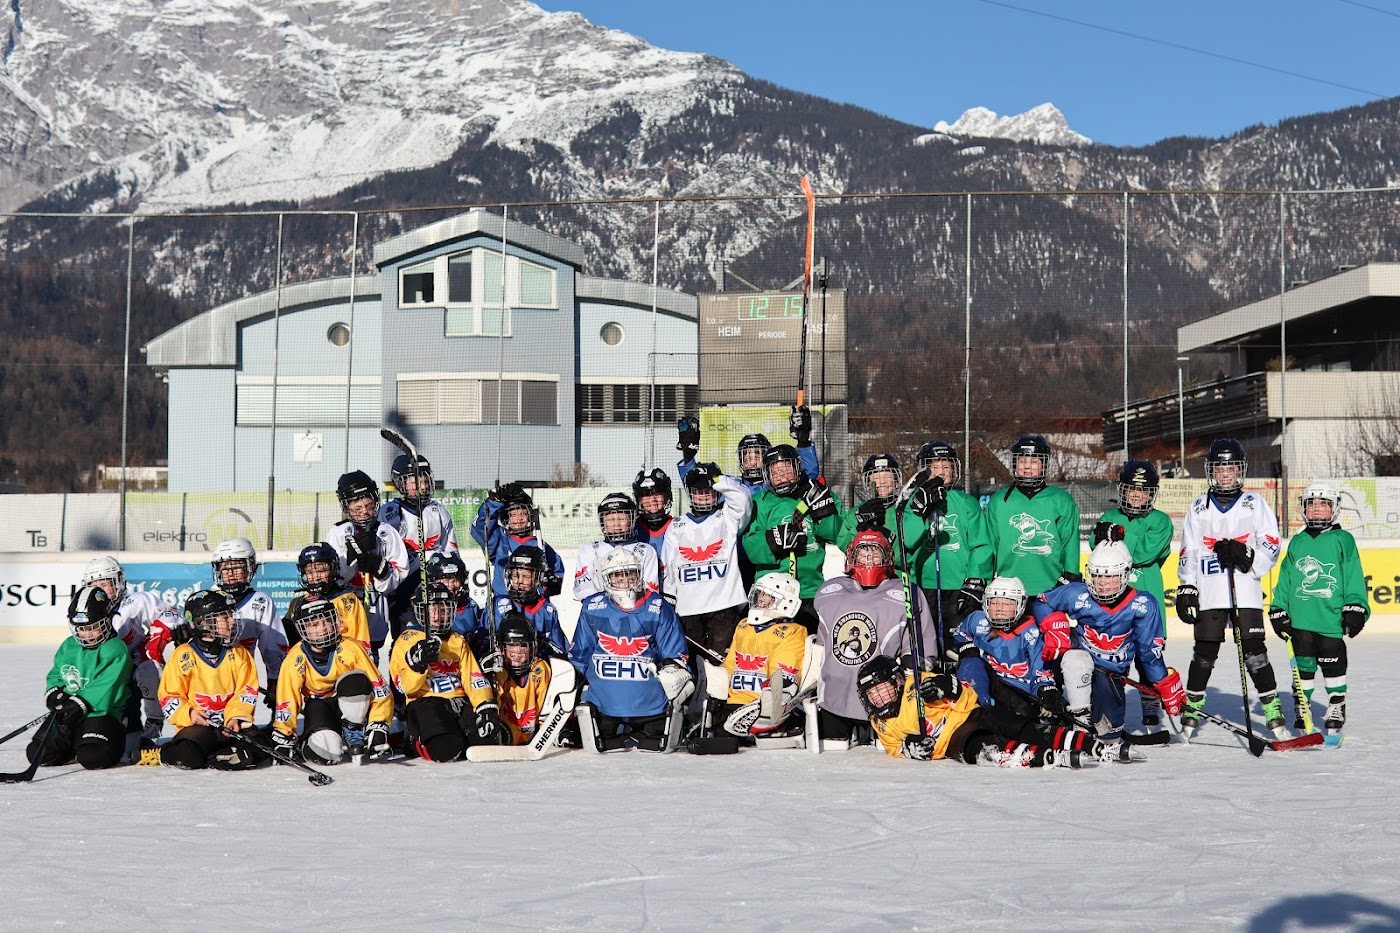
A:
[344,211,359,472]
[494,204,509,487]
[1278,191,1289,532]
[1122,191,1130,454]
[964,193,972,476]
[267,213,285,550]
[646,198,660,472]
[119,214,136,550]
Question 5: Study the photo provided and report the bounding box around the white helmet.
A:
[982,576,1028,631]
[1085,540,1133,604]
[212,537,258,596]
[598,548,645,611]
[747,573,801,627]
[1298,483,1342,531]
[81,556,126,603]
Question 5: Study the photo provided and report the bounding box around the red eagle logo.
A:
[598,632,650,656]
[575,566,590,579]
[195,692,231,711]
[734,652,767,671]
[679,540,723,561]
[509,706,539,730]
[1081,626,1130,653]
[986,657,1030,678]
[428,659,459,675]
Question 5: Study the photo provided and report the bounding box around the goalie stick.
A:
[466,659,579,762]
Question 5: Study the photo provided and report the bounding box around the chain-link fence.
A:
[3,186,1400,551]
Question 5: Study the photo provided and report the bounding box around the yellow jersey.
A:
[274,638,392,736]
[870,675,980,760]
[389,629,495,710]
[493,659,554,745]
[722,619,806,705]
[285,589,371,651]
[158,643,261,730]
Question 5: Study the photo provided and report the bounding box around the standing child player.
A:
[471,483,565,601]
[575,493,660,601]
[379,451,459,624]
[1175,438,1285,737]
[1268,483,1369,742]
[28,586,133,771]
[663,462,754,658]
[984,434,1082,597]
[284,542,371,651]
[326,470,409,665]
[1094,460,1174,728]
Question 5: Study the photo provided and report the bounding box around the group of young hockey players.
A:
[20,409,1368,779]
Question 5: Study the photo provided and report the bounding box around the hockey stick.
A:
[893,482,930,739]
[1224,559,1259,747]
[684,633,726,666]
[795,174,816,410]
[222,727,333,786]
[0,712,50,748]
[1282,634,1317,736]
[0,712,58,783]
[380,427,432,623]
[467,659,578,762]
[1113,671,1321,754]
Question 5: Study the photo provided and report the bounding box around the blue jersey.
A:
[470,499,566,599]
[570,591,687,718]
[1038,584,1168,682]
[448,596,485,643]
[954,609,1056,700]
[678,443,821,492]
[492,595,568,658]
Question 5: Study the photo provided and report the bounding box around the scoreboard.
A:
[696,290,847,407]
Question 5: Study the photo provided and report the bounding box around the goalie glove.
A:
[655,659,694,702]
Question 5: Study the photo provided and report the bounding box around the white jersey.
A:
[231,587,288,682]
[112,588,181,664]
[1177,491,1281,610]
[378,498,458,577]
[662,475,753,616]
[574,540,661,601]
[327,520,410,642]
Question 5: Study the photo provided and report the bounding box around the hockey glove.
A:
[364,721,391,756]
[1175,585,1199,624]
[1092,521,1126,545]
[957,578,987,616]
[540,567,563,598]
[405,635,441,674]
[263,681,278,710]
[474,703,506,745]
[689,461,720,488]
[490,481,524,504]
[1154,669,1185,717]
[1055,570,1083,588]
[271,730,299,757]
[908,472,948,520]
[354,550,388,579]
[917,672,960,703]
[1212,538,1253,574]
[789,404,813,445]
[1039,612,1073,659]
[800,480,838,520]
[655,659,694,702]
[477,650,505,675]
[55,693,92,726]
[1268,607,1293,640]
[766,521,807,559]
[900,735,936,761]
[1037,684,1065,719]
[676,416,701,458]
[1342,604,1368,638]
[855,499,885,532]
[170,621,194,647]
[44,686,68,711]
[352,522,380,556]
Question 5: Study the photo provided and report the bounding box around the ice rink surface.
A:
[2,638,1399,932]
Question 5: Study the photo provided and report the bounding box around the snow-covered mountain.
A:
[931,103,1091,147]
[0,0,743,212]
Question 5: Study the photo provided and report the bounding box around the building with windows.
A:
[144,209,698,492]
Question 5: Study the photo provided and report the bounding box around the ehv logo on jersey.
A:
[595,632,653,681]
[1296,555,1338,600]
[987,657,1030,679]
[1008,513,1055,556]
[275,700,293,724]
[730,652,769,693]
[1080,626,1129,654]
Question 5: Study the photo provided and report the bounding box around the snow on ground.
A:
[2,638,1399,932]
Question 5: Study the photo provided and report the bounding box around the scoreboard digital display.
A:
[697,290,847,407]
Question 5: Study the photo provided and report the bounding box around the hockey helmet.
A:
[856,655,904,720]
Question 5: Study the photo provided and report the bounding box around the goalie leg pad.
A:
[304,729,345,765]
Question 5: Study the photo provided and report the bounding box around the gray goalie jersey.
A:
[814,575,935,720]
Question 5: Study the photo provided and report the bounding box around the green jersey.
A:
[743,488,846,599]
[1098,507,1174,626]
[911,488,994,590]
[985,484,1081,596]
[46,636,133,719]
[1270,526,1370,638]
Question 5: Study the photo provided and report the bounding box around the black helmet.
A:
[860,452,902,507]
[597,493,639,544]
[414,581,459,636]
[916,439,962,486]
[297,542,342,596]
[632,468,673,529]
[336,470,380,527]
[1009,435,1051,490]
[68,585,116,649]
[290,596,342,653]
[390,452,433,508]
[497,610,538,678]
[500,492,539,536]
[185,588,241,649]
[736,433,772,484]
[1116,459,1160,517]
[856,655,904,720]
[762,443,804,496]
[683,463,723,516]
[505,545,547,601]
[1205,438,1247,493]
[425,552,468,586]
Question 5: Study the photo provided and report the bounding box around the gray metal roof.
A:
[576,274,697,321]
[143,275,381,368]
[1178,262,1400,353]
[372,208,587,269]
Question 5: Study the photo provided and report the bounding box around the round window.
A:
[327,322,351,347]
[600,322,624,347]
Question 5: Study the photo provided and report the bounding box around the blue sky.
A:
[534,0,1398,147]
